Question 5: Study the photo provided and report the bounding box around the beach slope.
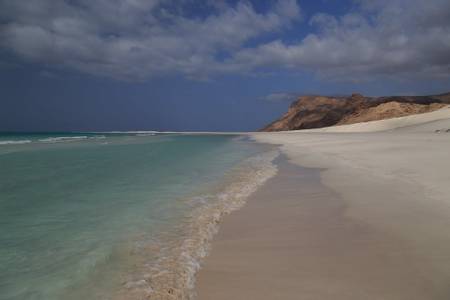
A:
[195,106,450,299]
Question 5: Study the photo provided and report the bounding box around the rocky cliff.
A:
[261,92,450,131]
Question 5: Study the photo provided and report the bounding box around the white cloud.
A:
[262,92,299,102]
[0,0,449,81]
[229,0,450,80]
[0,0,301,80]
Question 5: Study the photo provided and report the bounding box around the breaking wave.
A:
[38,136,89,143]
[116,149,279,300]
[38,135,106,143]
[0,140,32,145]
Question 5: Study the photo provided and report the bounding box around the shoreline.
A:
[0,134,279,300]
[195,157,449,299]
[195,110,450,299]
[113,142,280,300]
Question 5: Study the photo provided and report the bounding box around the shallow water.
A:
[0,133,277,300]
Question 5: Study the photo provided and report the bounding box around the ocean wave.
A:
[0,140,32,145]
[101,131,159,134]
[89,135,107,139]
[38,136,89,143]
[118,149,279,300]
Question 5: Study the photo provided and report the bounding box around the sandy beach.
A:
[196,106,450,299]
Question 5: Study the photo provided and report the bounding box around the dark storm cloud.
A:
[0,0,300,80]
[0,0,449,81]
[231,0,450,80]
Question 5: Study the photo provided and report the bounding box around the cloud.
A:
[229,0,450,80]
[39,70,57,79]
[0,0,449,82]
[0,0,300,80]
[262,92,299,102]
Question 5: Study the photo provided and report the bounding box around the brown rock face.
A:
[337,102,447,125]
[261,92,450,131]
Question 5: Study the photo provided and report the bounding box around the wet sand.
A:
[196,159,448,300]
[195,108,450,299]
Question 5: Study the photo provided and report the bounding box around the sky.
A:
[1,0,449,132]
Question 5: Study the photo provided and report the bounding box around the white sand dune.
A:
[298,105,450,133]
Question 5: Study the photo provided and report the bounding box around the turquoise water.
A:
[0,133,277,300]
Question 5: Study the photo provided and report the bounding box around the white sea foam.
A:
[118,149,279,300]
[0,140,32,145]
[89,135,106,139]
[135,133,156,137]
[1,135,106,145]
[38,136,89,143]
[102,131,159,134]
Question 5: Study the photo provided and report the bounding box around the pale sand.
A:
[195,106,450,299]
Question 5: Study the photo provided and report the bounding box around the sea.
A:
[0,132,278,300]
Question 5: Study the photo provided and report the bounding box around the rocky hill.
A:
[261,92,450,131]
